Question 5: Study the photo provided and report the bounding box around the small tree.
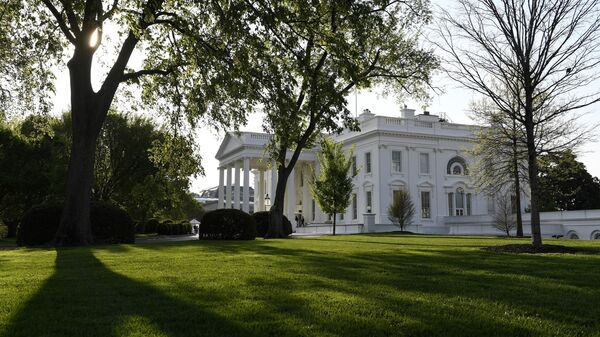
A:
[493,193,517,237]
[310,138,356,236]
[388,190,415,232]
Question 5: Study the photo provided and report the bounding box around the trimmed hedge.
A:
[0,218,8,239]
[145,218,160,233]
[17,201,135,246]
[156,219,192,235]
[91,202,135,244]
[252,211,293,237]
[199,209,256,240]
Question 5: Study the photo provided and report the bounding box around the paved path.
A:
[135,234,198,244]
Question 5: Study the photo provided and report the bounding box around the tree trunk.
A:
[525,108,542,247]
[53,48,116,245]
[332,213,336,236]
[267,165,291,238]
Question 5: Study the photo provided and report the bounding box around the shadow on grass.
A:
[4,237,600,337]
[1,247,258,337]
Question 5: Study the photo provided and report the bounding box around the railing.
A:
[384,118,406,126]
[414,121,433,128]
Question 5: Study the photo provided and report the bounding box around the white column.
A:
[270,162,278,204]
[243,158,250,212]
[287,168,296,224]
[218,167,225,209]
[253,170,259,212]
[258,169,265,211]
[374,145,382,224]
[314,159,323,222]
[226,165,232,208]
[234,160,241,209]
[302,165,310,218]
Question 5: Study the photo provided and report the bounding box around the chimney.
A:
[358,108,375,122]
[401,106,415,119]
[424,110,430,116]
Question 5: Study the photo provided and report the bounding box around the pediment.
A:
[215,132,244,160]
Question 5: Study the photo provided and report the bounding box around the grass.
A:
[1,234,600,337]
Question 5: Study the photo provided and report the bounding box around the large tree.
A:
[242,0,438,237]
[437,0,600,247]
[0,112,202,231]
[8,1,253,245]
[538,150,600,211]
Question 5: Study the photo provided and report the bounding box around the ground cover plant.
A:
[1,234,599,337]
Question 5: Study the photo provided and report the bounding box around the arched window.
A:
[447,156,468,175]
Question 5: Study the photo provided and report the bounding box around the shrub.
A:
[199,209,256,240]
[145,218,159,233]
[252,211,293,237]
[91,202,135,244]
[17,201,135,246]
[17,202,62,246]
[135,221,146,234]
[0,218,8,239]
[5,219,18,238]
[157,219,173,235]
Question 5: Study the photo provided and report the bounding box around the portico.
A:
[215,132,323,225]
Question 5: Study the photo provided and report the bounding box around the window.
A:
[487,197,495,215]
[352,194,358,219]
[455,187,465,216]
[340,212,344,220]
[366,191,372,212]
[351,156,357,175]
[421,191,431,219]
[393,189,401,201]
[420,153,430,174]
[452,164,463,175]
[300,170,303,187]
[466,193,472,216]
[511,195,517,214]
[392,151,402,172]
[448,193,454,216]
[447,156,468,175]
[365,152,371,173]
[311,199,316,221]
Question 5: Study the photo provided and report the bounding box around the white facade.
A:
[215,108,600,239]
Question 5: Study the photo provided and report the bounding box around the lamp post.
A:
[264,194,271,211]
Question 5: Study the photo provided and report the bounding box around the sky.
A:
[50,1,600,193]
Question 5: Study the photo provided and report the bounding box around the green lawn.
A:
[1,234,599,337]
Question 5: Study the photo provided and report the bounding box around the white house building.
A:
[215,107,600,239]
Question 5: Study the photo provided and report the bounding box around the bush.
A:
[91,202,135,244]
[199,209,256,240]
[0,218,8,239]
[145,218,159,233]
[17,201,135,246]
[157,219,173,235]
[135,221,146,234]
[251,211,293,237]
[17,202,62,246]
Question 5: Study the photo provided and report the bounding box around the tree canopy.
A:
[239,0,438,237]
[310,137,356,235]
[538,150,600,211]
[0,112,202,229]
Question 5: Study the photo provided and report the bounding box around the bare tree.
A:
[493,192,517,237]
[437,0,600,247]
[470,96,527,237]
